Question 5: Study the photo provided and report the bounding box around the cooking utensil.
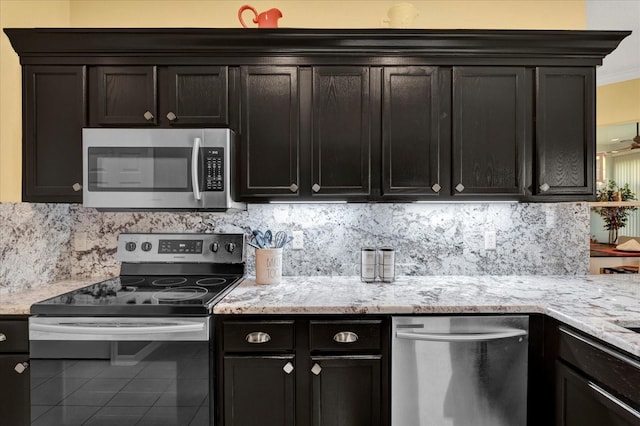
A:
[264,230,273,246]
[274,231,292,248]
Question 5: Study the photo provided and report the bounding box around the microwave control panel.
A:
[204,148,224,191]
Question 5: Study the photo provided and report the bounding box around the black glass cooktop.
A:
[31,274,243,316]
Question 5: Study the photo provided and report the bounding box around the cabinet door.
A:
[310,356,381,426]
[381,66,447,199]
[223,356,295,426]
[452,67,528,198]
[0,355,30,426]
[162,66,228,126]
[23,65,86,202]
[240,66,300,199]
[535,67,594,198]
[555,361,640,426]
[94,66,157,125]
[311,67,371,199]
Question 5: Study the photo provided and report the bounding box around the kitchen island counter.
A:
[215,275,640,357]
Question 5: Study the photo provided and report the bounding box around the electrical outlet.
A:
[292,231,304,250]
[484,230,497,251]
[74,232,88,251]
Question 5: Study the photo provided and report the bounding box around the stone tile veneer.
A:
[0,202,590,292]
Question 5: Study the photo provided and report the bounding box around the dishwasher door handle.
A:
[396,328,527,342]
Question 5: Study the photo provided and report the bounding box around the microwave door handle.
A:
[191,137,202,201]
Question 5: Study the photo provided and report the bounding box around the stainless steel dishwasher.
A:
[392,316,529,426]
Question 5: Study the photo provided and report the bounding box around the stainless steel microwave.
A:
[82,128,245,210]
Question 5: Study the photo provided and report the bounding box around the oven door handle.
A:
[396,328,527,342]
[191,137,202,201]
[30,321,205,335]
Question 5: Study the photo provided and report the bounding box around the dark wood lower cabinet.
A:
[223,355,295,426]
[0,317,30,426]
[218,316,389,426]
[311,356,381,426]
[556,361,640,426]
[0,355,30,426]
[549,322,640,426]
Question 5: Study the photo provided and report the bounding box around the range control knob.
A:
[226,242,236,253]
[210,242,219,253]
[125,242,137,252]
[141,242,153,252]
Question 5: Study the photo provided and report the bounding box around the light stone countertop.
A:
[2,274,638,358]
[0,279,103,315]
[214,275,640,357]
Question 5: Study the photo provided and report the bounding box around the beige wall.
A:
[597,78,640,127]
[0,0,590,201]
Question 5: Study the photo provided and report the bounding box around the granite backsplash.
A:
[0,202,590,292]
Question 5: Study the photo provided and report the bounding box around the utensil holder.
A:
[255,248,283,285]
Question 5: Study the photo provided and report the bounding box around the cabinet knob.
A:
[245,331,271,344]
[143,111,155,121]
[311,363,322,375]
[166,111,177,121]
[312,184,321,193]
[14,362,28,374]
[283,362,294,374]
[431,183,441,193]
[289,183,298,193]
[72,183,82,192]
[539,183,550,192]
[455,183,465,193]
[0,333,6,342]
[333,331,359,343]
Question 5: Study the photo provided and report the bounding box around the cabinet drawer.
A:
[558,326,640,406]
[223,320,294,352]
[310,320,382,352]
[0,320,28,353]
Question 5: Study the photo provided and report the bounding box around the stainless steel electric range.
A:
[29,232,245,426]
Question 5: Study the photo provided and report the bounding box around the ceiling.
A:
[586,0,640,86]
[597,121,638,153]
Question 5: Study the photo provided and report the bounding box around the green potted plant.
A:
[593,180,638,244]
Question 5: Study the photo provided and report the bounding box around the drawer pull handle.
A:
[283,362,294,374]
[0,333,6,342]
[333,331,359,343]
[14,362,28,374]
[311,363,322,375]
[245,331,271,344]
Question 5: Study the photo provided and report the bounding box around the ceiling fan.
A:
[602,122,640,154]
[616,122,640,151]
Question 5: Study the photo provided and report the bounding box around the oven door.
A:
[29,317,211,426]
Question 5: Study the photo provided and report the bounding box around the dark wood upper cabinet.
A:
[23,65,86,202]
[381,66,447,199]
[92,65,228,127]
[452,66,528,198]
[311,67,371,199]
[93,66,157,126]
[239,66,300,199]
[162,66,228,126]
[534,67,595,199]
[5,29,629,203]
